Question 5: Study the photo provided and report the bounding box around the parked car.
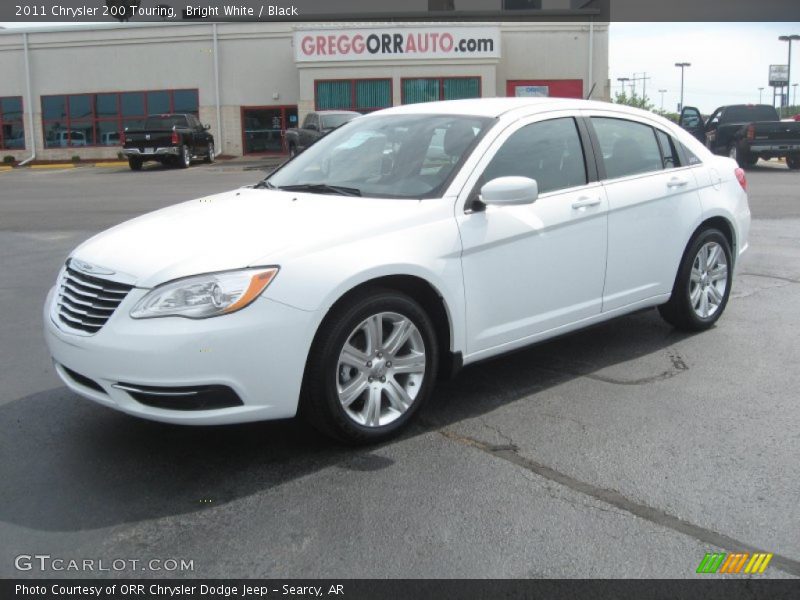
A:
[47,130,87,147]
[44,99,750,444]
[285,110,360,157]
[679,104,800,169]
[121,113,215,170]
[100,131,120,146]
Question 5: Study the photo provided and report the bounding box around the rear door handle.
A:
[667,177,689,188]
[571,197,602,209]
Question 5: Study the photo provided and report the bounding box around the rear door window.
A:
[591,117,663,179]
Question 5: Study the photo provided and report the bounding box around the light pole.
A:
[675,62,691,112]
[658,89,667,112]
[778,35,800,116]
[794,83,798,107]
[758,87,764,103]
[617,77,631,97]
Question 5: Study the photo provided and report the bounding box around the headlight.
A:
[130,267,279,319]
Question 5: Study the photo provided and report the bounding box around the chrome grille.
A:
[56,264,133,334]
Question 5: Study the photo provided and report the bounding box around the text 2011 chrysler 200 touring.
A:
[44,99,751,443]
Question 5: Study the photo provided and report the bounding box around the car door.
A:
[586,114,703,312]
[301,114,319,150]
[679,106,705,143]
[188,115,207,155]
[457,114,608,357]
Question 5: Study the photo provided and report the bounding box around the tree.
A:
[613,90,655,111]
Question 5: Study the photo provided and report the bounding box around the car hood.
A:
[69,187,441,288]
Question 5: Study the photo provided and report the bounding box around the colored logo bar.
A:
[696,552,773,574]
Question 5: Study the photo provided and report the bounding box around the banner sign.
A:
[294,26,501,62]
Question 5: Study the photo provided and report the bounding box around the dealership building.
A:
[0,18,608,160]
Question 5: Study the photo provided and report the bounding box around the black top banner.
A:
[3,579,800,600]
[2,0,800,24]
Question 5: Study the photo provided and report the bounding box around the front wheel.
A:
[658,228,732,331]
[728,143,755,168]
[205,142,215,164]
[288,143,297,158]
[300,290,438,445]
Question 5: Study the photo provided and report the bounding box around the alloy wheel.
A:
[336,312,426,427]
[689,241,728,319]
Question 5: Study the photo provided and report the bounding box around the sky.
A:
[3,20,800,114]
[610,22,800,113]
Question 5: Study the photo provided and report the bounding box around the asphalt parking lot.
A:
[0,159,798,579]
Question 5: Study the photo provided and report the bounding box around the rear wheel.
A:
[178,145,191,168]
[300,290,438,445]
[128,157,142,171]
[658,228,732,331]
[787,155,800,170]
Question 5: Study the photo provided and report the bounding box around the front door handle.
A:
[571,197,602,209]
[667,177,689,188]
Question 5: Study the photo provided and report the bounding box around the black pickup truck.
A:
[679,104,800,169]
[284,110,360,157]
[121,113,215,170]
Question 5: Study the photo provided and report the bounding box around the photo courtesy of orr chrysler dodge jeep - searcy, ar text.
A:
[44,98,751,444]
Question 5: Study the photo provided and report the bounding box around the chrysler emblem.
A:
[145,134,151,140]
[71,259,116,276]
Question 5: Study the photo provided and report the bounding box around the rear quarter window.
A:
[591,117,663,179]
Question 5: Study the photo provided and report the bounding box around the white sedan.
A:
[44,98,751,443]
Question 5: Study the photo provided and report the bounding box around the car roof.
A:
[378,97,654,119]
[316,110,360,115]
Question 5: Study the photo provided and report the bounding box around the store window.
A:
[0,96,25,150]
[41,89,198,148]
[241,106,298,154]
[401,77,481,104]
[315,79,392,113]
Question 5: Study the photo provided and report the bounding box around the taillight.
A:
[119,131,126,145]
[734,167,747,191]
[746,124,755,141]
[171,130,179,145]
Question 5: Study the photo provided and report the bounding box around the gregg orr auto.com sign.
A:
[294,27,501,62]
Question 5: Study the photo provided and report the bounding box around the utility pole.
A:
[778,35,800,117]
[794,83,798,107]
[675,62,691,111]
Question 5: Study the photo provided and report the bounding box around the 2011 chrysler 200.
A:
[44,99,751,444]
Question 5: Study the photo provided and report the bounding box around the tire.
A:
[300,289,439,445]
[128,158,142,171]
[727,143,754,168]
[205,142,215,164]
[658,228,733,331]
[288,143,297,158]
[787,155,800,170]
[178,145,191,169]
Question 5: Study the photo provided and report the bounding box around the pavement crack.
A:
[438,428,800,578]
[740,271,800,285]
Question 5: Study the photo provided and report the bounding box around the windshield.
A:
[321,113,358,130]
[267,113,493,199]
[144,116,188,129]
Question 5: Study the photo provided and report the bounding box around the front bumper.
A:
[122,147,180,157]
[44,287,319,425]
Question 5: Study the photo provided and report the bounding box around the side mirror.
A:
[204,124,211,130]
[480,176,539,206]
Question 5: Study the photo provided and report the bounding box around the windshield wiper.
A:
[253,179,276,189]
[277,183,362,197]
